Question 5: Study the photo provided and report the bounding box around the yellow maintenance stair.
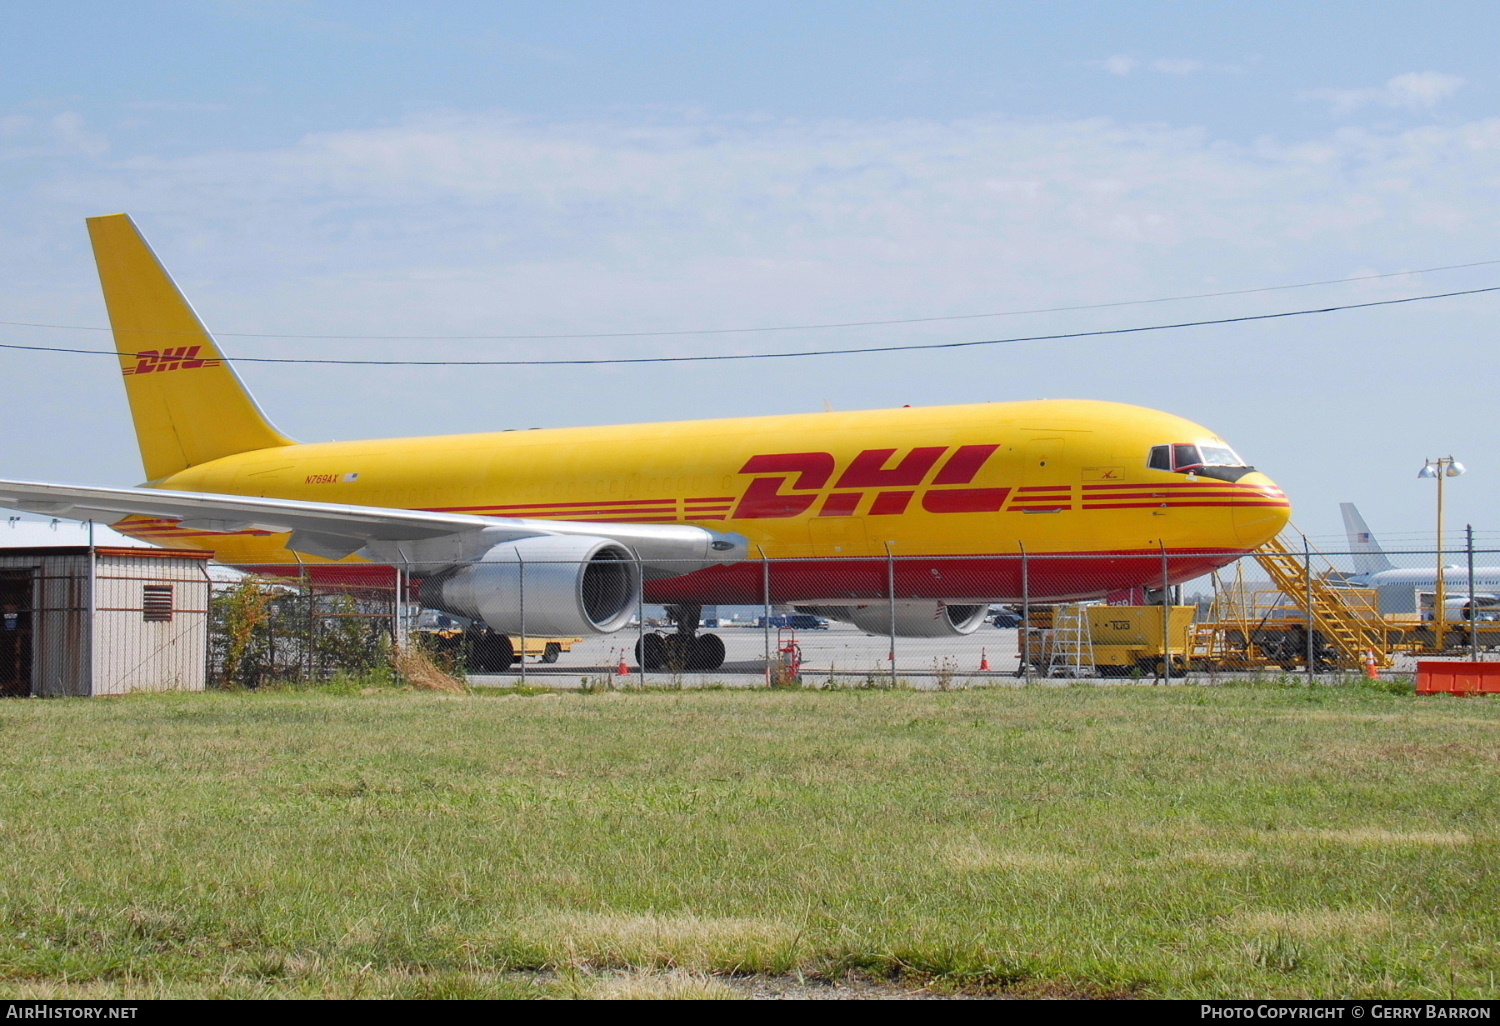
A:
[1253,532,1392,670]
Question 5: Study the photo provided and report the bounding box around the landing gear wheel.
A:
[541,643,561,664]
[468,632,515,672]
[690,633,725,671]
[635,633,667,671]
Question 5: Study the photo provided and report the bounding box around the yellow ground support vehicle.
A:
[1085,605,1195,676]
[415,619,581,671]
[1022,604,1196,677]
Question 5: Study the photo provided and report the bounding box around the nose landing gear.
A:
[633,604,727,671]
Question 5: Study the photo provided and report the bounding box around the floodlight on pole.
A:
[1419,456,1465,653]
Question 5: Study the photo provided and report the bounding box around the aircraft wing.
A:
[0,479,748,573]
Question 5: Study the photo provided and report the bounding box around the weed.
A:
[1249,934,1306,974]
[932,656,957,691]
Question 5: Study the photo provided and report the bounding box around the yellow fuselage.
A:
[119,399,1289,591]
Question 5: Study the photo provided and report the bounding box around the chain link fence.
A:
[207,539,1500,689]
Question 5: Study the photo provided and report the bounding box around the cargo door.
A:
[1014,435,1073,513]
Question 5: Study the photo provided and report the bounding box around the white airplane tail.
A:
[1340,502,1395,576]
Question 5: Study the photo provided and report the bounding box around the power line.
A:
[2,258,1498,342]
[1,285,1495,367]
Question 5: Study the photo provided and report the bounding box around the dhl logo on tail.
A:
[121,345,223,376]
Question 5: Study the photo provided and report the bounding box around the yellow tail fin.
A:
[87,214,295,482]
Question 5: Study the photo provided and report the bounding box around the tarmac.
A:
[469,622,1021,689]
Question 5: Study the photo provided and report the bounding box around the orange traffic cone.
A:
[617,650,631,676]
[979,648,991,671]
[1364,650,1378,680]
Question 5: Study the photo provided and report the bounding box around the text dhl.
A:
[124,345,217,375]
[734,445,1009,519]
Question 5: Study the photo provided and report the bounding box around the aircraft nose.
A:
[1231,471,1292,547]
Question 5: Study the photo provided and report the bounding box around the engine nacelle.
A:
[421,535,639,636]
[799,600,989,638]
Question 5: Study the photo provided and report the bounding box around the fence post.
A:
[1468,525,1479,662]
[86,519,96,696]
[1160,541,1171,685]
[392,563,403,683]
[1020,543,1030,684]
[1208,571,1221,687]
[399,560,410,655]
[302,562,313,682]
[635,553,645,686]
[517,551,526,687]
[759,546,771,686]
[1304,535,1314,682]
[885,542,897,688]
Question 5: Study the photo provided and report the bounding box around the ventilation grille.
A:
[142,585,174,623]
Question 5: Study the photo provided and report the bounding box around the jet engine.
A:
[421,535,639,636]
[799,600,989,638]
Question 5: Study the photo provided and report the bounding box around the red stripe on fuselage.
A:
[427,498,678,512]
[1081,501,1290,510]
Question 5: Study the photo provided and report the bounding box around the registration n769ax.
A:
[0,214,1290,670]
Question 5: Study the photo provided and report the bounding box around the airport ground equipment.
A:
[415,619,580,671]
[773,628,804,685]
[1022,604,1193,677]
[1251,532,1393,669]
[1415,661,1500,694]
[1045,604,1096,678]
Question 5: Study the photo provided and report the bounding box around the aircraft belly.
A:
[646,549,1243,606]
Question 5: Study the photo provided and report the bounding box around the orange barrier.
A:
[1416,661,1500,694]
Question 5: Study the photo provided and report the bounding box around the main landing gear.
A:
[634,603,727,671]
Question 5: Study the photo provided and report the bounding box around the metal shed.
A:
[0,546,212,697]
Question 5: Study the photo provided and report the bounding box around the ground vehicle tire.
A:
[468,632,515,672]
[1138,656,1187,677]
[541,642,561,664]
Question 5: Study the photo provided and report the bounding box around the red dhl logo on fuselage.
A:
[272,446,1288,536]
[734,445,1007,519]
[121,346,223,375]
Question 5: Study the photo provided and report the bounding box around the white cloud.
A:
[48,113,109,158]
[1305,71,1466,115]
[1385,71,1466,108]
[1095,56,1205,76]
[1150,59,1203,75]
[125,101,232,112]
[0,111,108,161]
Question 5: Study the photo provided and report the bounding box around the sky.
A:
[2,0,1499,550]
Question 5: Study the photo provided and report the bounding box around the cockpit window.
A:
[1148,442,1254,481]
[1199,445,1246,467]
[1173,444,1202,471]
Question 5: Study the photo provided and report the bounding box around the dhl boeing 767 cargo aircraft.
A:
[0,215,1290,670]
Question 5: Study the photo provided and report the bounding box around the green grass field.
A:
[0,680,1496,999]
